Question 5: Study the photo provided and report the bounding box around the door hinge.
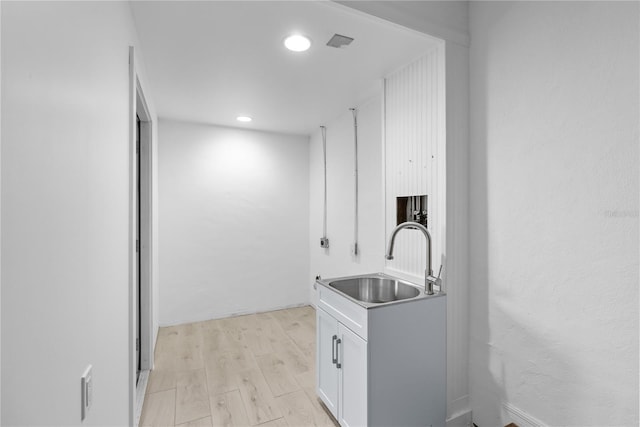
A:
[136,338,139,352]
[136,239,139,253]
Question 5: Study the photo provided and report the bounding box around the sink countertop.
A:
[315,272,446,310]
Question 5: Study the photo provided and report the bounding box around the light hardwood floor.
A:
[140,305,338,427]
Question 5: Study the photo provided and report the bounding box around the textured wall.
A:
[158,120,309,325]
[469,2,639,425]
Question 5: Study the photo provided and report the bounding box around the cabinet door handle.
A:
[336,338,342,369]
[332,335,337,365]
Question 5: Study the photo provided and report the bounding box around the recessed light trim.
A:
[284,34,311,52]
[236,116,252,122]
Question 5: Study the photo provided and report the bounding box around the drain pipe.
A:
[320,126,329,249]
[350,108,359,256]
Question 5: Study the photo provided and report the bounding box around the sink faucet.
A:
[385,221,441,295]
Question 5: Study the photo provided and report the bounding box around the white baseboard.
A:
[448,394,469,417]
[447,409,472,427]
[447,395,471,427]
[158,301,311,327]
[501,402,547,427]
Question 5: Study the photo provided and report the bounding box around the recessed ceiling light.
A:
[236,116,252,122]
[284,34,311,52]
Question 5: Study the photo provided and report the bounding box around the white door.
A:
[317,307,339,418]
[338,323,368,427]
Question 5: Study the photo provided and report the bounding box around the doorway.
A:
[129,46,154,426]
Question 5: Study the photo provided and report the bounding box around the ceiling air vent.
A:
[326,34,354,48]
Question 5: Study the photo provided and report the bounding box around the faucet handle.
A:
[433,265,443,289]
[426,265,444,293]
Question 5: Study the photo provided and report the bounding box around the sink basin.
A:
[328,276,421,304]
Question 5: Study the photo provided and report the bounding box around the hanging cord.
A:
[321,126,328,247]
[350,108,359,256]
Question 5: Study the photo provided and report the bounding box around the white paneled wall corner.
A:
[382,41,471,424]
[444,39,471,424]
[383,46,446,285]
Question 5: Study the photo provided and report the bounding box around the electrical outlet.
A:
[81,365,93,421]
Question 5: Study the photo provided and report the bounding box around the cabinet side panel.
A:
[368,297,447,427]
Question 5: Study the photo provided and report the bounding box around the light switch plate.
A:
[81,365,93,421]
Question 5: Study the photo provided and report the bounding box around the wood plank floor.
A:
[140,305,338,427]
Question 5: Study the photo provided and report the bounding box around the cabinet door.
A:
[316,307,339,418]
[338,323,368,427]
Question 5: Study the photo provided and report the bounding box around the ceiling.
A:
[131,1,439,135]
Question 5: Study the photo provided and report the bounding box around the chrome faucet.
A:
[385,221,441,295]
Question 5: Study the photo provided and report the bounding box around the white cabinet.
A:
[317,307,339,417]
[316,307,368,426]
[316,283,447,427]
[337,323,367,427]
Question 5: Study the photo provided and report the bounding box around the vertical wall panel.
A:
[384,49,446,283]
[445,40,471,421]
[384,44,471,423]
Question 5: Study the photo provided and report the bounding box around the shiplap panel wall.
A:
[383,45,472,424]
[384,48,446,283]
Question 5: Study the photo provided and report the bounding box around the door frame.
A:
[128,46,154,426]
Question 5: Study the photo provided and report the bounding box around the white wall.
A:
[469,2,639,426]
[337,1,469,46]
[382,47,471,425]
[383,48,446,286]
[158,120,309,325]
[1,2,157,425]
[443,39,471,425]
[309,94,385,301]
[325,5,472,424]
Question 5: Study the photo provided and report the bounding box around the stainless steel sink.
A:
[328,275,420,304]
